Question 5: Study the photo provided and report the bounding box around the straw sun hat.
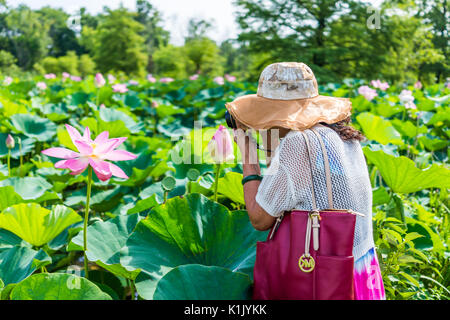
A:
[225,62,352,131]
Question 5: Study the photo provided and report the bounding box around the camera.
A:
[225,110,237,129]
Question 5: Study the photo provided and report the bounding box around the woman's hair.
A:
[319,116,366,142]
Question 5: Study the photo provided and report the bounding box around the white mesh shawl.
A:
[255,124,375,261]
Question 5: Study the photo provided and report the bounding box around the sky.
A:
[9,0,240,45]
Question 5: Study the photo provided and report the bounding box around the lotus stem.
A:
[83,166,93,279]
[213,163,221,202]
[7,149,10,177]
[19,137,22,176]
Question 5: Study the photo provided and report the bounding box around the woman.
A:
[226,62,385,300]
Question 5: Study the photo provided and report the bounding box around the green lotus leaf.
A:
[0,203,82,247]
[357,112,403,145]
[99,106,143,133]
[218,171,245,204]
[120,193,267,299]
[10,273,112,300]
[0,186,23,211]
[68,214,141,280]
[9,114,57,142]
[363,147,450,193]
[0,177,52,200]
[0,246,51,285]
[153,264,251,300]
[0,229,27,252]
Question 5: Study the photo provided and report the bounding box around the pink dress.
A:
[354,247,386,300]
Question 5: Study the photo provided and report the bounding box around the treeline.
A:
[0,0,448,84]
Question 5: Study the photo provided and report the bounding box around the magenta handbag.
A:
[253,129,364,300]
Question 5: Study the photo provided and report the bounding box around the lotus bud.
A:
[6,134,14,149]
[208,125,235,163]
[95,73,106,87]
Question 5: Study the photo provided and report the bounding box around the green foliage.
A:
[10,273,112,300]
[153,45,189,78]
[0,71,447,300]
[92,9,148,76]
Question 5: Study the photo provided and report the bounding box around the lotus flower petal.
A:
[89,158,112,181]
[65,158,89,172]
[65,124,83,145]
[109,163,128,179]
[74,140,94,155]
[103,150,137,161]
[42,147,80,159]
[94,131,109,144]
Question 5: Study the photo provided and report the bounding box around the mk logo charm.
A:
[298,254,315,272]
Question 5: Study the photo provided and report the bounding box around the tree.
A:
[92,8,148,76]
[0,5,51,70]
[135,0,170,72]
[36,7,82,57]
[153,45,189,78]
[183,19,224,76]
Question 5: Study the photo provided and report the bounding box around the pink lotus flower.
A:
[70,75,82,82]
[147,74,156,83]
[42,124,136,181]
[108,74,116,83]
[213,76,225,85]
[207,125,235,163]
[399,89,414,103]
[160,77,174,83]
[151,101,159,108]
[95,73,106,87]
[36,82,47,90]
[112,83,128,93]
[129,80,139,86]
[405,101,417,110]
[371,80,389,91]
[44,73,56,79]
[62,72,70,80]
[189,74,199,81]
[225,74,236,82]
[3,76,13,86]
[358,85,377,101]
[414,81,422,90]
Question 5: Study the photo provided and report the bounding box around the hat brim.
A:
[225,94,352,131]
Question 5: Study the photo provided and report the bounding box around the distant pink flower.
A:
[108,74,116,83]
[36,82,47,90]
[189,74,199,81]
[3,76,13,86]
[44,73,56,79]
[70,75,82,82]
[62,72,70,80]
[371,80,389,91]
[112,83,128,93]
[414,81,422,90]
[358,85,377,101]
[207,125,235,163]
[399,89,414,104]
[214,76,225,85]
[225,74,236,82]
[160,77,174,83]
[147,74,156,83]
[95,73,106,87]
[42,124,136,181]
[151,101,159,108]
[129,80,139,86]
[405,101,417,110]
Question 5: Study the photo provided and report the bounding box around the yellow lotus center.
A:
[91,143,97,149]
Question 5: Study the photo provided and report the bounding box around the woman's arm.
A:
[234,128,276,231]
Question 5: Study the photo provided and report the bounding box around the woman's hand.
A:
[232,120,258,165]
[231,119,275,231]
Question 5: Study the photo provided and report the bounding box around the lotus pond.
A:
[0,75,448,300]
